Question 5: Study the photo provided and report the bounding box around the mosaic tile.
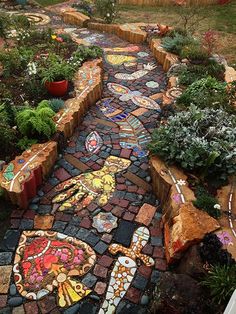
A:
[23,13,51,25]
[0,266,13,293]
[135,203,156,226]
[98,98,151,158]
[165,87,183,100]
[146,81,160,89]
[34,215,54,230]
[105,55,136,66]
[52,156,131,213]
[92,212,118,233]
[85,131,103,154]
[114,63,156,81]
[107,83,161,111]
[99,227,154,313]
[137,51,149,57]
[104,46,140,52]
[13,231,96,307]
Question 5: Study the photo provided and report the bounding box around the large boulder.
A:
[164,202,220,263]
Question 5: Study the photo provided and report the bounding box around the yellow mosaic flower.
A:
[51,34,57,40]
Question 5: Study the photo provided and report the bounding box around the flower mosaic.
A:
[99,227,154,313]
[85,131,103,154]
[146,81,160,89]
[107,83,161,111]
[92,212,118,233]
[52,156,131,213]
[105,55,137,66]
[13,231,96,307]
[166,87,183,100]
[114,63,156,81]
[98,98,151,158]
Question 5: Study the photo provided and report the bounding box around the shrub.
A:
[201,264,236,305]
[193,186,221,219]
[72,45,103,63]
[148,106,236,181]
[0,108,16,156]
[17,137,38,150]
[72,0,93,17]
[178,61,225,86]
[95,0,118,24]
[180,43,209,63]
[16,101,56,140]
[48,98,65,113]
[161,34,197,55]
[177,77,233,113]
[168,27,189,38]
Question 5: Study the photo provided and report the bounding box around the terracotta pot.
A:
[45,80,68,97]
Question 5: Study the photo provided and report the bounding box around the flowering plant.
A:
[95,0,118,24]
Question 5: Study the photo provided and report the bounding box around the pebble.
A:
[8,297,23,307]
[37,190,44,197]
[9,284,17,296]
[141,295,149,305]
[146,176,151,182]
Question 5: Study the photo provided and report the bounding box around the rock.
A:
[141,295,149,305]
[211,54,227,66]
[8,297,23,307]
[164,202,220,263]
[151,272,210,314]
[9,284,17,296]
[176,245,206,279]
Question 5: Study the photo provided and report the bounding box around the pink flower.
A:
[217,231,233,246]
[56,37,63,43]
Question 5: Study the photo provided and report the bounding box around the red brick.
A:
[0,295,7,308]
[91,164,100,170]
[23,210,35,219]
[95,281,107,295]
[103,203,113,212]
[101,234,113,243]
[153,247,165,259]
[123,211,135,221]
[42,183,53,193]
[142,244,153,255]
[93,265,108,278]
[98,255,113,267]
[73,152,83,158]
[38,296,57,314]
[117,184,127,191]
[54,168,71,181]
[155,258,167,271]
[10,219,20,229]
[60,214,72,222]
[137,188,146,195]
[79,217,92,228]
[112,206,125,217]
[87,203,98,212]
[117,177,125,184]
[125,287,141,303]
[119,199,129,208]
[11,209,24,218]
[128,206,139,214]
[138,265,152,279]
[135,203,156,226]
[120,149,131,159]
[127,186,138,193]
[24,301,39,314]
[150,225,162,237]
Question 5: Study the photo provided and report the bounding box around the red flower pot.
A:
[45,80,68,97]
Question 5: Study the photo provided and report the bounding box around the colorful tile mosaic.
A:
[137,51,149,57]
[165,87,183,100]
[105,55,137,66]
[99,227,154,313]
[93,212,118,233]
[98,98,151,157]
[0,266,13,294]
[23,13,51,25]
[52,156,131,213]
[85,131,103,154]
[114,63,156,81]
[146,81,159,89]
[107,83,161,111]
[104,46,140,52]
[13,231,96,307]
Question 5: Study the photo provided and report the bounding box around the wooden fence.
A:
[118,0,218,5]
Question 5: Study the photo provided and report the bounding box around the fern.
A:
[16,101,56,140]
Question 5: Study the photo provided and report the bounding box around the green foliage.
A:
[95,0,119,24]
[17,137,38,151]
[16,101,56,140]
[193,186,221,219]
[72,0,93,17]
[0,47,34,77]
[168,27,189,38]
[39,54,74,83]
[48,98,65,113]
[0,113,16,156]
[71,45,103,66]
[0,13,30,39]
[161,34,197,55]
[1,101,16,127]
[148,105,236,181]
[177,77,234,113]
[180,43,209,63]
[202,264,236,305]
[178,61,225,86]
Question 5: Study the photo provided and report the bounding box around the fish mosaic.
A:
[52,156,131,213]
[114,63,156,81]
[105,54,137,66]
[85,131,103,154]
[98,98,152,158]
[13,231,96,308]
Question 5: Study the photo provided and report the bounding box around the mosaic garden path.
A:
[0,12,167,314]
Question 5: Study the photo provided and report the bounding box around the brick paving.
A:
[0,8,168,314]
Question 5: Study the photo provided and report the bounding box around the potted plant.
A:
[39,54,74,97]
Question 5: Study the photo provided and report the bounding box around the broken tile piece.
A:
[92,212,118,233]
[34,215,54,230]
[135,203,156,226]
[0,265,13,293]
